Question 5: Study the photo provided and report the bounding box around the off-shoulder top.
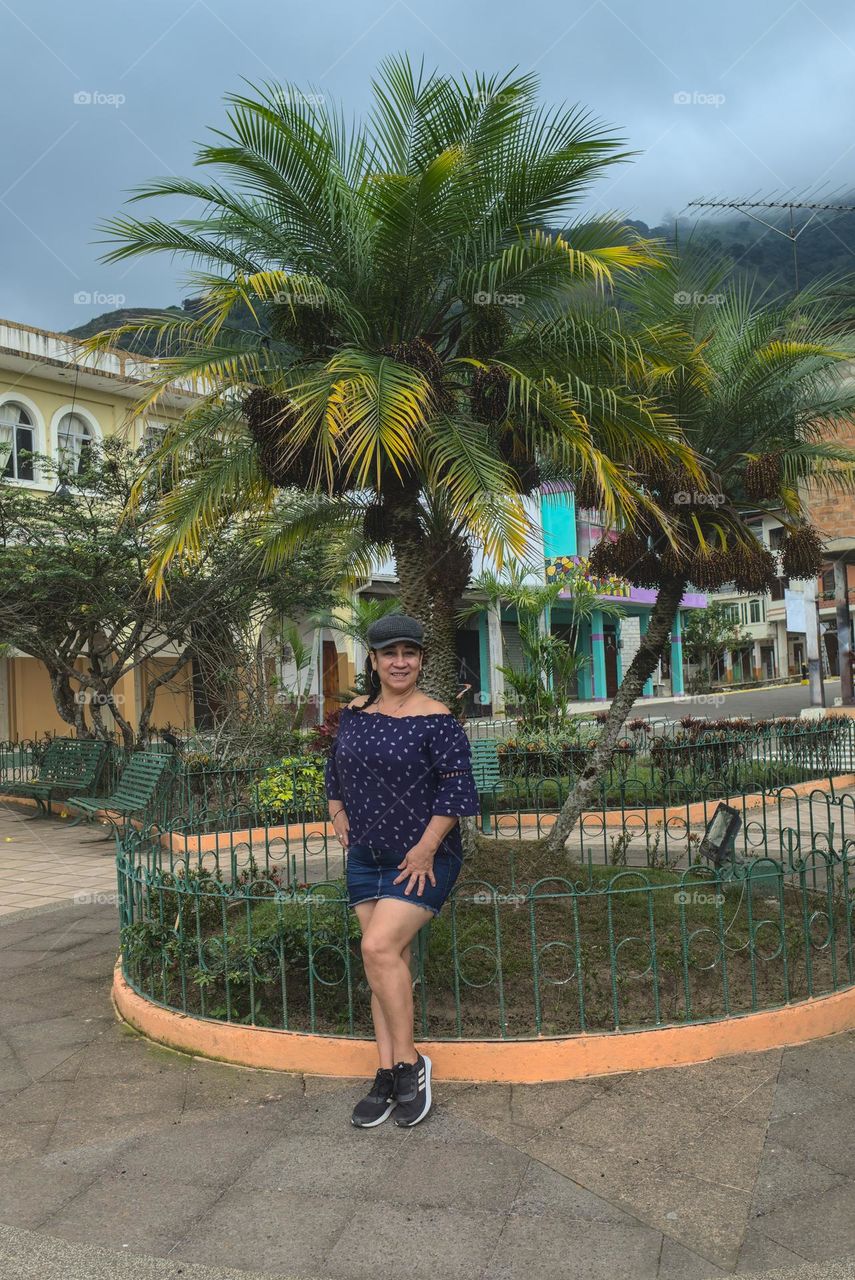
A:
[323,706,480,860]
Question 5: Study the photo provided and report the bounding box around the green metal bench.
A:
[1,738,109,816]
[66,750,176,833]
[470,738,505,834]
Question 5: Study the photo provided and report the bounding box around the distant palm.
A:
[89,55,693,704]
[541,246,855,855]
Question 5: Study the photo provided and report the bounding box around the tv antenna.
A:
[685,185,855,294]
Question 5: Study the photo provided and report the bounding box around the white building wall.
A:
[620,616,641,671]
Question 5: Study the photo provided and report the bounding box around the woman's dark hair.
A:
[361,653,382,709]
[361,643,424,708]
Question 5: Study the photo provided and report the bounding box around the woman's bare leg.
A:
[355,902,391,1068]
[359,898,432,1065]
[354,902,419,1069]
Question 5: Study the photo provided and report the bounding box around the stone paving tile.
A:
[0,997,72,1028]
[59,1069,188,1123]
[521,1135,750,1271]
[653,1113,769,1193]
[0,1079,75,1127]
[769,1072,850,1120]
[374,1139,531,1211]
[777,1032,855,1100]
[0,1119,56,1162]
[509,1160,637,1223]
[0,1058,33,1094]
[42,1174,224,1255]
[48,1107,179,1152]
[482,1209,664,1280]
[749,1183,855,1262]
[105,1111,301,1189]
[657,1237,727,1278]
[176,1058,305,1108]
[0,1154,96,1229]
[172,1188,358,1275]
[299,1072,365,1098]
[39,1136,133,1177]
[439,1078,607,1143]
[544,1089,703,1165]
[70,1034,192,1081]
[750,1143,849,1215]
[626,1050,782,1122]
[241,1128,405,1195]
[766,1101,855,1178]
[323,1201,506,1280]
[3,1013,112,1060]
[16,1046,91,1083]
[732,1227,812,1275]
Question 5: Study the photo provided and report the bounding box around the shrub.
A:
[256,755,327,821]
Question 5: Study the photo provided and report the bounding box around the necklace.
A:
[377,683,419,717]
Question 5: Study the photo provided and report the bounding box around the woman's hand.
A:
[331,809,350,849]
[393,842,436,897]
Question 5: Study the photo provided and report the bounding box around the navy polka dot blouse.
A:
[324,707,480,860]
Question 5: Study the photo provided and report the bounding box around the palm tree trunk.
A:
[540,576,687,857]
[422,587,461,708]
[386,493,469,708]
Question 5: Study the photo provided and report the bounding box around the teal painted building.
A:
[461,483,706,713]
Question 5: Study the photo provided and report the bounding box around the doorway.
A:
[604,626,619,698]
[322,640,340,722]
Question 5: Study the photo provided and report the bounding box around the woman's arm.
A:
[328,800,350,848]
[324,735,350,847]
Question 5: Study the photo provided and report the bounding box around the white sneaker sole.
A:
[352,1100,396,1128]
[394,1054,432,1127]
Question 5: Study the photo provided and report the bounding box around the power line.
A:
[684,186,855,295]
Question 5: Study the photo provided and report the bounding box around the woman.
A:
[324,612,479,1128]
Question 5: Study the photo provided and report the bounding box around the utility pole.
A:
[803,577,826,710]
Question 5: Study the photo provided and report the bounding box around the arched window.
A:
[0,402,36,481]
[57,412,94,475]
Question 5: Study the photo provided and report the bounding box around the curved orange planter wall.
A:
[113,960,855,1083]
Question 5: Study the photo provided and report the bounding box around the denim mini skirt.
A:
[346,842,462,917]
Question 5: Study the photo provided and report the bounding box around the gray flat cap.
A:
[366,613,425,649]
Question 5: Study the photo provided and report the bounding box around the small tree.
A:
[0,442,269,748]
[460,560,623,733]
[682,602,750,689]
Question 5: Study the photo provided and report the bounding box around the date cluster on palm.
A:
[243,387,348,494]
[743,452,783,502]
[385,337,455,413]
[590,528,780,595]
[781,523,825,578]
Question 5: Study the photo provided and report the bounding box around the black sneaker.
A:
[392,1053,432,1127]
[351,1068,397,1128]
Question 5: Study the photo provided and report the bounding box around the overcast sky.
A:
[3,0,855,332]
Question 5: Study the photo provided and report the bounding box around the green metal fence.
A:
[116,800,855,1041]
[4,718,853,835]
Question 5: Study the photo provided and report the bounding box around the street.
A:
[645,679,843,721]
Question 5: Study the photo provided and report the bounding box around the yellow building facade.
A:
[0,317,198,741]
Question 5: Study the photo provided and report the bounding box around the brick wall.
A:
[806,418,855,538]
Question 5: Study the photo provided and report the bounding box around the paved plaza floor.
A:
[1,803,855,1280]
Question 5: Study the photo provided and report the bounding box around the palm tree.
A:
[86,56,695,706]
[538,246,855,855]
